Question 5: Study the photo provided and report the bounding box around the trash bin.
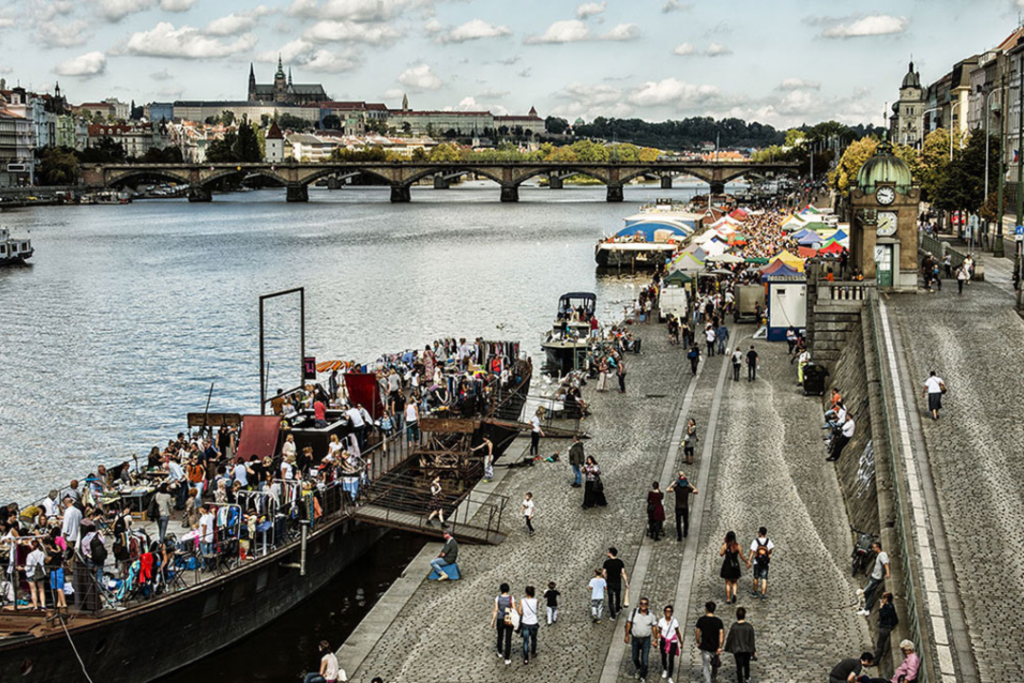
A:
[802,363,829,396]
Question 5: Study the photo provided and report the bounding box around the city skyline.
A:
[0,0,1020,128]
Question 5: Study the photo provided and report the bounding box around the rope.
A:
[58,612,95,683]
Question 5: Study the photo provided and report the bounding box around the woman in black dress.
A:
[719,530,750,605]
[582,456,607,508]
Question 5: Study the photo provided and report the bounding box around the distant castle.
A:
[247,57,327,105]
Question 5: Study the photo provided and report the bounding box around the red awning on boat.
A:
[345,373,384,420]
[236,415,282,461]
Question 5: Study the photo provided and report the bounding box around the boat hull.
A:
[595,244,672,269]
[0,519,385,683]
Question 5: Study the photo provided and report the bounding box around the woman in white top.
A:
[517,585,540,664]
[282,434,297,459]
[657,605,682,682]
[405,402,420,445]
[328,434,343,459]
[25,540,48,610]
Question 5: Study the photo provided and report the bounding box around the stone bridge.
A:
[79,160,801,203]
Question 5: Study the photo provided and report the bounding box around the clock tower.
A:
[848,138,920,289]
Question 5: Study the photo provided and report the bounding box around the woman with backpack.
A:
[490,583,517,666]
[719,531,750,605]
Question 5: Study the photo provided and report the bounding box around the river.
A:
[0,180,709,680]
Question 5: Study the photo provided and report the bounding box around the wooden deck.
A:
[352,505,506,545]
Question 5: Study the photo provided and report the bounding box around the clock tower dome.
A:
[848,137,920,289]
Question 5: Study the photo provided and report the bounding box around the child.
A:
[543,581,560,625]
[521,492,535,535]
[588,568,607,623]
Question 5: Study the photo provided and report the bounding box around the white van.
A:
[659,286,689,323]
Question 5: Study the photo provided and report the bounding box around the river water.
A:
[0,180,709,680]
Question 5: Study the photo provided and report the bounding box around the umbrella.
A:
[316,360,344,372]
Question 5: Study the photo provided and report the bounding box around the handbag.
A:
[505,606,520,629]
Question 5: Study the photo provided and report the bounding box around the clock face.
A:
[876,186,896,205]
[877,211,898,237]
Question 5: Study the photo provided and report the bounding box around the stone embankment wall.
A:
[821,313,880,536]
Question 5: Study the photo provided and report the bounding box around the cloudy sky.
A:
[0,0,1019,128]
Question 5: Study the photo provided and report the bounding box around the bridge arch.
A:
[106,168,191,188]
[401,165,507,187]
[509,166,611,186]
[199,168,288,188]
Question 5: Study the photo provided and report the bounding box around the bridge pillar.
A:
[327,176,342,190]
[187,187,212,203]
[549,174,564,190]
[500,185,519,203]
[286,184,309,203]
[433,175,450,190]
[709,181,726,196]
[660,176,672,190]
[606,184,624,203]
[390,185,411,203]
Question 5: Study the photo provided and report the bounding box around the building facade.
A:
[890,62,925,148]
[248,59,327,105]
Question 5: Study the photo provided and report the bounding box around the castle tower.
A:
[274,55,287,102]
[248,63,257,101]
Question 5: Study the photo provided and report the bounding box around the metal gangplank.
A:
[352,474,508,545]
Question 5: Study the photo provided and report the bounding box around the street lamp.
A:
[984,85,1006,252]
[949,100,961,161]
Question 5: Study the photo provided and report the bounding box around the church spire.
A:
[288,67,293,87]
[275,54,285,80]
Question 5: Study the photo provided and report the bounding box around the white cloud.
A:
[0,65,12,74]
[257,39,315,64]
[672,42,695,56]
[157,84,183,98]
[36,19,91,48]
[398,63,442,91]
[54,51,106,77]
[206,13,259,36]
[289,0,427,22]
[303,20,401,45]
[525,19,590,44]
[160,0,196,11]
[438,19,511,44]
[303,48,360,73]
[821,15,908,39]
[662,0,690,12]
[478,88,510,99]
[778,78,821,91]
[96,0,154,22]
[444,96,507,115]
[28,0,74,23]
[601,23,640,41]
[627,77,719,107]
[150,68,172,80]
[0,18,13,28]
[705,42,731,57]
[424,18,443,33]
[122,22,257,59]
[576,2,606,19]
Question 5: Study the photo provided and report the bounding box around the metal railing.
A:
[865,292,930,682]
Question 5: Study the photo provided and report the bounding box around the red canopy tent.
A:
[818,241,845,255]
[729,208,749,221]
[797,246,818,258]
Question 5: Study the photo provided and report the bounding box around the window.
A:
[231,580,247,605]
[256,569,269,593]
[203,592,222,618]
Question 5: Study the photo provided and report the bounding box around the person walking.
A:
[666,471,697,541]
[646,481,665,541]
[731,348,742,382]
[588,568,607,623]
[658,605,682,683]
[582,456,607,508]
[521,492,535,536]
[617,357,628,394]
[749,527,774,600]
[681,419,698,465]
[921,370,946,421]
[956,263,968,294]
[716,322,729,356]
[624,597,658,683]
[745,345,759,382]
[425,476,448,528]
[543,581,560,625]
[705,324,716,357]
[154,484,173,543]
[568,435,585,488]
[719,531,750,605]
[470,437,494,483]
[786,326,797,355]
[858,541,890,616]
[529,410,544,456]
[874,592,898,665]
[518,585,540,664]
[724,607,756,683]
[602,547,629,619]
[491,583,516,665]
[695,601,724,683]
[688,345,701,377]
[597,358,609,392]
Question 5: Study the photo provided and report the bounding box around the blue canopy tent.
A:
[796,232,822,246]
[615,221,693,241]
[791,228,818,242]
[759,261,801,282]
[829,229,848,242]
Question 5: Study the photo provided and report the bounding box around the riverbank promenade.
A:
[338,325,869,682]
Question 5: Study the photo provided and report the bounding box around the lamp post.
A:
[984,86,1004,252]
[996,73,1008,257]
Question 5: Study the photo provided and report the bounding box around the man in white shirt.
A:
[624,597,659,682]
[199,506,215,567]
[749,527,775,600]
[827,414,855,462]
[921,370,946,421]
[858,541,890,616]
[347,405,366,449]
[41,489,60,518]
[529,412,544,457]
[61,498,83,546]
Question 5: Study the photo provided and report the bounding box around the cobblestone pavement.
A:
[353,324,692,683]
[679,332,870,683]
[888,281,1024,683]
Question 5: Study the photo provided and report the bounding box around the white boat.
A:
[0,226,33,265]
[541,292,596,373]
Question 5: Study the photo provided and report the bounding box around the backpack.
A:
[90,535,108,565]
[755,538,770,567]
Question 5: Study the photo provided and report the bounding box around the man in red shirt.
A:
[313,398,327,428]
